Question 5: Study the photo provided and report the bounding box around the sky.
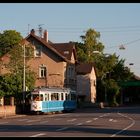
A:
[0,3,140,76]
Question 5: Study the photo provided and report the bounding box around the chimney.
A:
[43,30,48,42]
[30,29,35,35]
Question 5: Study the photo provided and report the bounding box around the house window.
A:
[64,51,69,55]
[39,66,46,78]
[68,66,74,78]
[35,44,42,57]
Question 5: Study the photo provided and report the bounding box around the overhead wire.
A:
[15,25,140,50]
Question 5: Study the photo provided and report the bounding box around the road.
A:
[0,106,140,137]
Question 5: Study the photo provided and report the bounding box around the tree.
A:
[76,28,104,63]
[104,79,120,106]
[0,43,36,97]
[75,42,87,62]
[0,30,23,56]
[76,28,134,106]
[111,58,134,82]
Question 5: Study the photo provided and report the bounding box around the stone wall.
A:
[0,105,16,118]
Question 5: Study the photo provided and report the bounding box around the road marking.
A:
[56,127,69,131]
[67,118,77,122]
[0,122,8,124]
[30,133,46,137]
[86,120,92,123]
[26,123,33,125]
[109,119,113,121]
[99,113,109,117]
[93,118,98,120]
[112,120,117,122]
[75,123,83,126]
[110,112,135,137]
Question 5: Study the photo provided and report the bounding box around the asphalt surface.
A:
[0,105,140,137]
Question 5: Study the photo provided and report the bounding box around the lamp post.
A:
[23,44,26,113]
[101,72,109,103]
[93,51,110,104]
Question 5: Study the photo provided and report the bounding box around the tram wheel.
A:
[36,111,40,115]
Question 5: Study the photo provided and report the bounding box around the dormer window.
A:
[64,51,69,55]
[35,44,42,57]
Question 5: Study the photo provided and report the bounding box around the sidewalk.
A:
[0,114,27,119]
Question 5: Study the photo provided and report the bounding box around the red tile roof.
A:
[51,43,77,61]
[76,63,95,75]
[25,33,72,63]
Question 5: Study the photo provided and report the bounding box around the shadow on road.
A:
[0,124,139,137]
[75,105,140,115]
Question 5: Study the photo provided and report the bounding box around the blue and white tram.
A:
[30,87,77,114]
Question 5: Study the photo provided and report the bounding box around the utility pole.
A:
[27,24,30,35]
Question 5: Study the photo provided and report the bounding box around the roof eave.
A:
[25,33,71,63]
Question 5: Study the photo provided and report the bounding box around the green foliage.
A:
[95,53,118,78]
[104,79,120,106]
[0,74,21,96]
[111,58,134,81]
[0,42,35,97]
[0,30,23,56]
[76,28,134,105]
[0,72,35,97]
[6,44,34,74]
[76,28,104,63]
[75,42,87,62]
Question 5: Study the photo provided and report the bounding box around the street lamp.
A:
[93,51,111,104]
[129,63,134,66]
[92,51,102,54]
[23,44,26,113]
[101,72,109,103]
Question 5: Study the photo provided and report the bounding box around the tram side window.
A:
[71,94,76,100]
[51,93,59,100]
[61,93,64,100]
[65,93,69,100]
[45,94,49,101]
[40,94,43,101]
[68,94,71,100]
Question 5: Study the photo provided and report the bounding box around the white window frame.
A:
[35,44,42,57]
[39,65,46,78]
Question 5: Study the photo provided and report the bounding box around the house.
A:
[0,29,77,89]
[0,29,77,107]
[76,63,96,104]
[25,29,77,89]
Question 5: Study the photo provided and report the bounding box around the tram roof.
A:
[32,87,75,93]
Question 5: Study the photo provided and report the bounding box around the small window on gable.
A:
[64,51,69,55]
[35,44,42,57]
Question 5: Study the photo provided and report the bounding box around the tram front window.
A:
[32,94,43,101]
